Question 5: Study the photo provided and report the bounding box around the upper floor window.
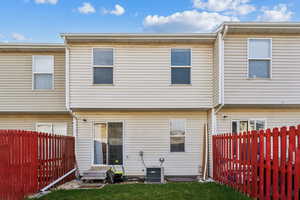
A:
[93,48,114,84]
[171,48,191,84]
[170,119,185,152]
[32,55,54,90]
[248,39,272,78]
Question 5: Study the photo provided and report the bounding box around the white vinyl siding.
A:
[0,52,66,112]
[224,35,300,105]
[69,44,213,109]
[74,110,206,176]
[216,108,300,134]
[0,114,72,136]
[33,55,54,90]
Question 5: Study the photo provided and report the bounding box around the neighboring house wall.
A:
[216,108,300,134]
[224,34,300,105]
[0,114,73,136]
[0,51,67,112]
[74,110,207,176]
[69,43,213,109]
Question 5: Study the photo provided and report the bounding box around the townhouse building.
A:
[1,22,300,179]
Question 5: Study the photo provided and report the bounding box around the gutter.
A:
[65,43,70,111]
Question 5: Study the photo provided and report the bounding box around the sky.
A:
[0,0,299,43]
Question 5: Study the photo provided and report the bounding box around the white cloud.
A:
[102,4,125,16]
[192,0,255,15]
[11,33,29,41]
[143,10,238,33]
[257,4,293,22]
[34,0,58,4]
[78,2,96,14]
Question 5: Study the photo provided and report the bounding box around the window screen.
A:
[249,60,270,78]
[93,48,113,66]
[34,74,53,89]
[93,67,113,84]
[171,67,191,84]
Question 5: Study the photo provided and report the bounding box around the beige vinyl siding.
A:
[0,52,66,112]
[213,37,220,107]
[0,114,72,136]
[74,110,207,176]
[224,34,300,105]
[216,108,300,134]
[69,44,213,109]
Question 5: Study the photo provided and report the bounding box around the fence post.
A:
[295,145,300,200]
[259,129,265,200]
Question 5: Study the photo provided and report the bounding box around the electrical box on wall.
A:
[145,167,164,183]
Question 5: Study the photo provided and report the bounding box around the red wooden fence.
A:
[0,130,76,200]
[213,125,300,200]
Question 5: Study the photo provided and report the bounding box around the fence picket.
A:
[273,128,279,200]
[281,127,287,200]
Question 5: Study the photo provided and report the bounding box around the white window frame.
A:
[32,55,54,90]
[169,119,186,153]
[35,122,67,136]
[92,48,115,85]
[231,119,267,133]
[91,120,125,166]
[170,48,192,85]
[247,38,272,79]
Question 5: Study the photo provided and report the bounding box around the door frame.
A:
[91,120,125,167]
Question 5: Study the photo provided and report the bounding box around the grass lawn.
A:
[32,182,250,200]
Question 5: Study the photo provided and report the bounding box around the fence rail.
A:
[0,130,75,200]
[213,125,300,200]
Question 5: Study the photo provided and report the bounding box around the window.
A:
[33,56,54,89]
[248,39,271,78]
[93,48,114,84]
[171,48,191,84]
[232,119,266,133]
[170,119,185,152]
[36,123,67,135]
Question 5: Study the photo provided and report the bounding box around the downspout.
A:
[65,39,80,177]
[212,25,227,135]
[207,25,227,180]
[65,40,70,112]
